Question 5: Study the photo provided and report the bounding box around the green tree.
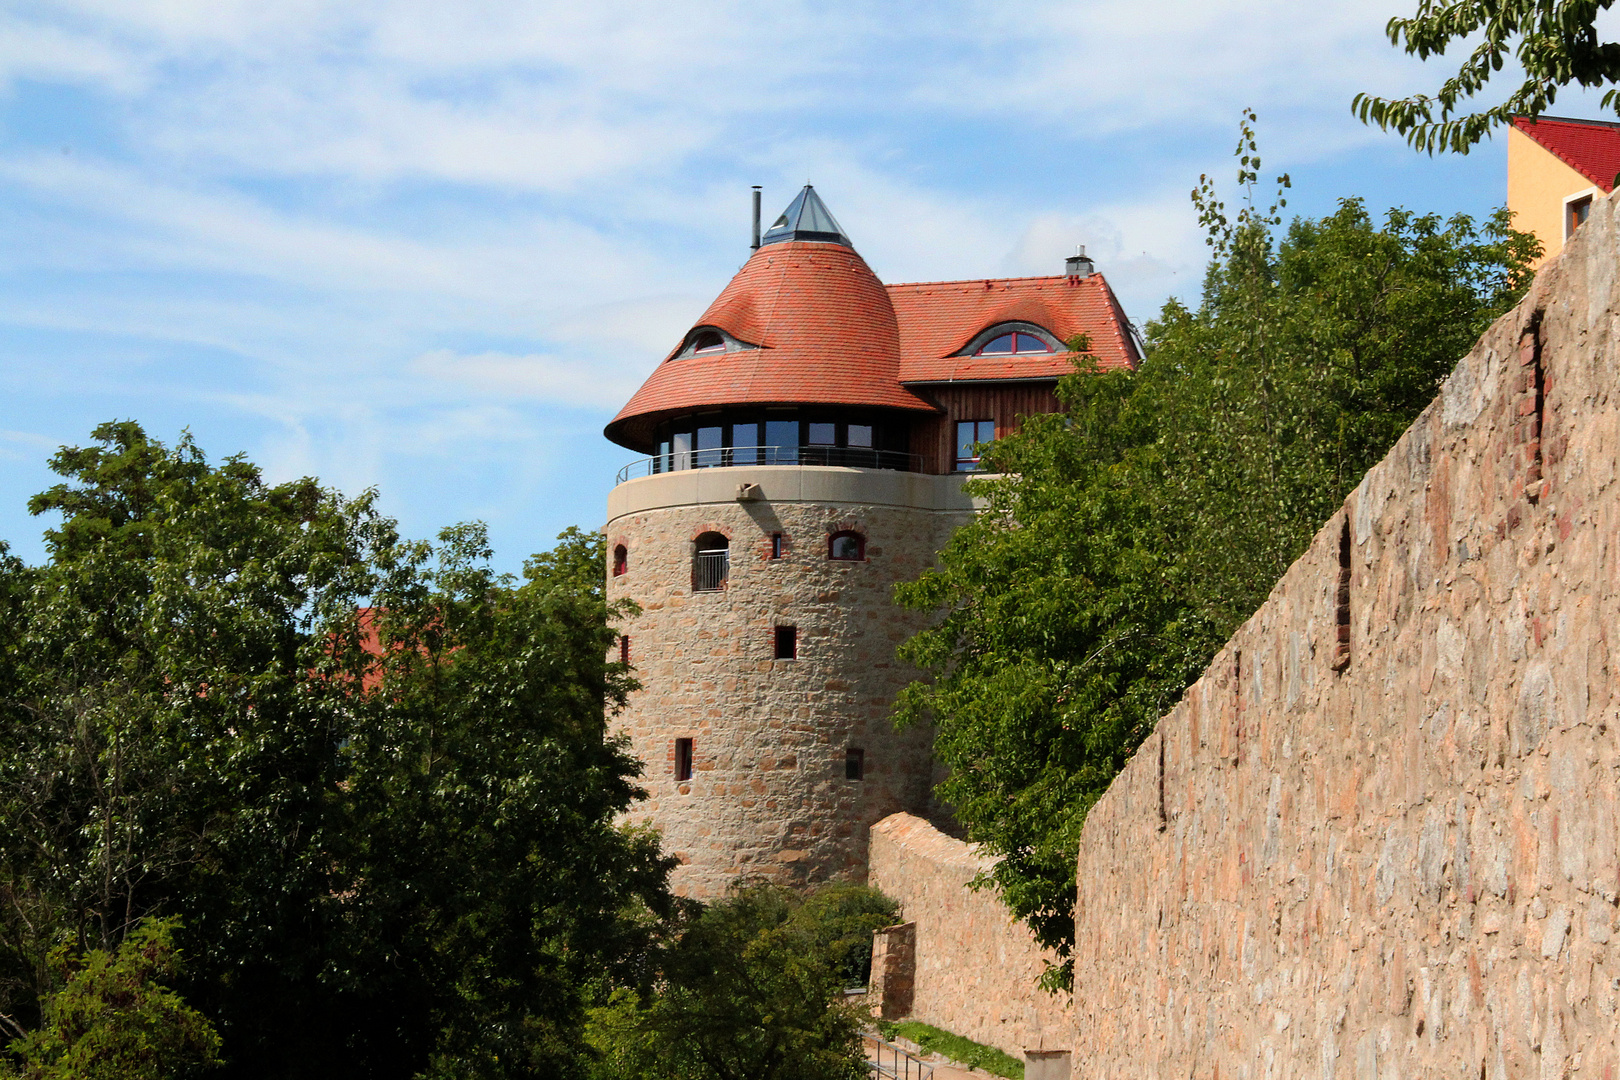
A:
[2,919,220,1080]
[0,422,672,1078]
[587,883,894,1080]
[1353,0,1620,153]
[893,128,1538,985]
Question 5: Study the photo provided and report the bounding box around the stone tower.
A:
[603,186,1140,897]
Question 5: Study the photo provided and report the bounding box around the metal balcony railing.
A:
[693,549,729,592]
[616,445,922,484]
[863,1033,933,1080]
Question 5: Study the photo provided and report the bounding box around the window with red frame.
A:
[975,331,1053,356]
[828,531,864,561]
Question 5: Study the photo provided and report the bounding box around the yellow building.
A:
[1507,115,1620,266]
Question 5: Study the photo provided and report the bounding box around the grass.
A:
[875,1020,1024,1079]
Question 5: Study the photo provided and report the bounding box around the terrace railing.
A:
[616,445,922,485]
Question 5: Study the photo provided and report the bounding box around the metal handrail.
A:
[864,1033,933,1080]
[616,445,923,484]
[692,550,729,592]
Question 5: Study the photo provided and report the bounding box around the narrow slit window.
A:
[619,635,630,665]
[1333,517,1351,671]
[774,625,797,660]
[845,748,865,781]
[675,738,693,782]
[770,532,784,559]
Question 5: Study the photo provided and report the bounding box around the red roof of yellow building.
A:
[1512,115,1620,193]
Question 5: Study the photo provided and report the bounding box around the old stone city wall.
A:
[867,813,1072,1056]
[1069,190,1620,1077]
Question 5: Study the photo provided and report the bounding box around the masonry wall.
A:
[869,813,1072,1056]
[607,480,968,898]
[1071,191,1620,1078]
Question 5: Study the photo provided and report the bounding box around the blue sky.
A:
[0,0,1614,574]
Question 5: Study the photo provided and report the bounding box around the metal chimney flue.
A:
[1065,244,1094,282]
[751,187,762,251]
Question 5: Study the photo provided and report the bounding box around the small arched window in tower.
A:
[690,330,726,354]
[693,532,730,591]
[975,331,1054,356]
[828,530,864,561]
[612,544,628,577]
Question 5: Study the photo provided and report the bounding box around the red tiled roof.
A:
[887,273,1139,383]
[1513,115,1620,193]
[606,242,935,449]
[605,247,1142,452]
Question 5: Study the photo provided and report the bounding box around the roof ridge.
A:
[887,273,1102,290]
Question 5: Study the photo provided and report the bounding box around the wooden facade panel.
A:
[908,381,1062,473]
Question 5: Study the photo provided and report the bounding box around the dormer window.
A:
[674,326,758,360]
[958,322,1061,357]
[976,332,1053,356]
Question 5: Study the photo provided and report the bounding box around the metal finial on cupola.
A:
[759,184,853,248]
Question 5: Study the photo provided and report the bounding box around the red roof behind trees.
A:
[1513,115,1620,193]
[888,273,1139,383]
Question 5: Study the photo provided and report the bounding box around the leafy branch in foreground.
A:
[1353,0,1620,153]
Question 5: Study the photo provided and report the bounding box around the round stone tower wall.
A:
[605,465,973,898]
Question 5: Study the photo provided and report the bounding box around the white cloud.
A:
[411,348,638,409]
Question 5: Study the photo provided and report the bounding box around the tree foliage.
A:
[2,919,220,1080]
[0,422,671,1078]
[586,883,896,1080]
[1353,0,1620,153]
[893,127,1538,985]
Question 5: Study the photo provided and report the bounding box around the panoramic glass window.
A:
[672,431,693,470]
[807,422,836,445]
[731,422,759,465]
[847,424,873,448]
[828,531,864,561]
[975,332,1054,356]
[693,532,729,591]
[695,426,723,468]
[690,330,725,354]
[766,420,799,464]
[956,420,995,471]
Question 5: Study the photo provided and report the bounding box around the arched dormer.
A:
[671,325,759,360]
[956,321,1061,357]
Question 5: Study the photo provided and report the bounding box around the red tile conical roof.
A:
[605,241,936,450]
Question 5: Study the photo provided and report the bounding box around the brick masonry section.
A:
[1072,190,1620,1076]
[868,813,1072,1055]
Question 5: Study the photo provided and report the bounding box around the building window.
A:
[975,332,1053,356]
[694,532,729,591]
[612,544,628,577]
[770,532,784,559]
[828,531,865,561]
[1567,194,1594,240]
[807,422,836,446]
[956,420,995,471]
[675,738,694,781]
[845,748,865,781]
[690,330,725,354]
[847,424,873,448]
[774,625,797,659]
